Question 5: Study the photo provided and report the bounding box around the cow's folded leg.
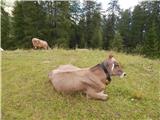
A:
[97,91,108,98]
[86,94,91,99]
[99,90,104,94]
[86,89,108,100]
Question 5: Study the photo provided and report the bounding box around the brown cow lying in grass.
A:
[32,38,50,50]
[49,55,126,100]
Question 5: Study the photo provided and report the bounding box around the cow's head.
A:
[104,54,126,78]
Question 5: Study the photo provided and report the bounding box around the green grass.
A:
[2,49,160,120]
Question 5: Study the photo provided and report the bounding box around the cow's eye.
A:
[115,64,119,67]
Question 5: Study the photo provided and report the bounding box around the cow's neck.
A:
[90,64,111,83]
[100,63,111,82]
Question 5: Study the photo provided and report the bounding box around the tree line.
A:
[1,0,160,58]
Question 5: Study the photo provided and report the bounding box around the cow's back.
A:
[50,70,87,93]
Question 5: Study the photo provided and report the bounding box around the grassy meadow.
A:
[1,49,160,120]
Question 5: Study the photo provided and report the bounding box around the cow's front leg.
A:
[86,89,108,100]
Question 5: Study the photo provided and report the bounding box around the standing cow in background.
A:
[32,38,50,50]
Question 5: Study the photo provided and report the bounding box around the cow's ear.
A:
[108,54,113,59]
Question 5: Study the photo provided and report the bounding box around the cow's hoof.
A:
[101,95,109,100]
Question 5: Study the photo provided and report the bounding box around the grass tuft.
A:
[132,90,144,100]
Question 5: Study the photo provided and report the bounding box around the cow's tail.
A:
[45,43,51,50]
[48,72,54,86]
[47,46,51,50]
[48,72,53,80]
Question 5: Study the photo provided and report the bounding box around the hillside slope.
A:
[2,49,160,120]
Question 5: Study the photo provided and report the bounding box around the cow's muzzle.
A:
[120,72,126,78]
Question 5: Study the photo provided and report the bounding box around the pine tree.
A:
[83,1,95,48]
[118,9,132,52]
[152,1,160,54]
[40,1,60,47]
[1,1,10,49]
[12,1,25,48]
[78,15,86,48]
[104,0,120,49]
[55,1,71,48]
[110,32,123,51]
[90,9,103,49]
[12,1,46,48]
[143,22,159,57]
[102,16,109,49]
[131,4,147,51]
[82,1,102,49]
[69,1,82,49]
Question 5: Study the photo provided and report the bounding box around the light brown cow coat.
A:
[49,56,126,100]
